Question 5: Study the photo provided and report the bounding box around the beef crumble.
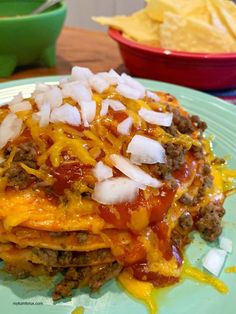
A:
[31,248,114,267]
[53,262,122,300]
[155,143,186,180]
[3,141,38,189]
[165,105,207,135]
[171,212,194,249]
[195,202,225,242]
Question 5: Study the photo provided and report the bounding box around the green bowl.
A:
[0,0,67,77]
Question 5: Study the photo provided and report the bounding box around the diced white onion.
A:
[202,248,227,276]
[80,100,96,127]
[117,117,132,135]
[100,101,109,116]
[50,103,81,126]
[97,71,119,85]
[219,236,233,253]
[116,83,142,100]
[110,154,161,188]
[9,92,23,106]
[103,99,126,111]
[34,83,51,94]
[0,113,22,149]
[146,90,160,102]
[92,177,141,205]
[34,86,63,110]
[120,73,146,98]
[32,103,51,127]
[139,108,173,127]
[61,81,92,102]
[71,66,93,82]
[127,135,166,164]
[89,74,110,93]
[100,99,126,116]
[93,161,113,182]
[9,101,32,113]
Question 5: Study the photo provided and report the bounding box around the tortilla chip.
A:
[206,0,229,34]
[160,12,236,53]
[93,10,160,46]
[146,0,206,22]
[211,0,236,39]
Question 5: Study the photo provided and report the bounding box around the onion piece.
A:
[202,248,227,276]
[71,66,93,82]
[127,135,166,164]
[103,99,125,111]
[146,90,160,102]
[80,100,96,127]
[61,81,92,102]
[100,101,109,116]
[9,92,23,106]
[120,73,146,98]
[117,117,132,135]
[100,99,125,116]
[89,74,110,93]
[0,113,22,149]
[92,177,141,205]
[116,83,142,100]
[9,101,32,113]
[33,103,51,127]
[50,103,81,126]
[110,154,161,188]
[97,71,119,85]
[219,236,233,253]
[34,86,63,110]
[139,108,173,127]
[93,161,113,182]
[34,83,51,94]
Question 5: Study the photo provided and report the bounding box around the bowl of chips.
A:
[94,0,236,91]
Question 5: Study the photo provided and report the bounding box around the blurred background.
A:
[65,0,145,30]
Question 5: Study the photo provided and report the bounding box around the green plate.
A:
[0,77,236,314]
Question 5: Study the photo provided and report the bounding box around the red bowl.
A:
[108,28,236,91]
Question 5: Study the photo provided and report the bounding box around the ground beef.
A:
[165,105,207,134]
[52,262,122,300]
[88,262,122,291]
[32,248,114,267]
[4,163,33,189]
[192,173,214,205]
[212,157,226,165]
[155,143,186,180]
[190,145,204,160]
[4,141,37,168]
[3,141,38,189]
[190,115,207,132]
[172,108,194,134]
[53,266,91,300]
[195,202,225,242]
[171,212,194,249]
[179,162,213,206]
[4,262,57,279]
[179,193,194,205]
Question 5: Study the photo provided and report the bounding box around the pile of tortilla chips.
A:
[93,0,236,53]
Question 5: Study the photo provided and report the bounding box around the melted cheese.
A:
[71,307,84,314]
[118,270,157,314]
[225,266,236,273]
[0,189,105,232]
[183,266,228,293]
